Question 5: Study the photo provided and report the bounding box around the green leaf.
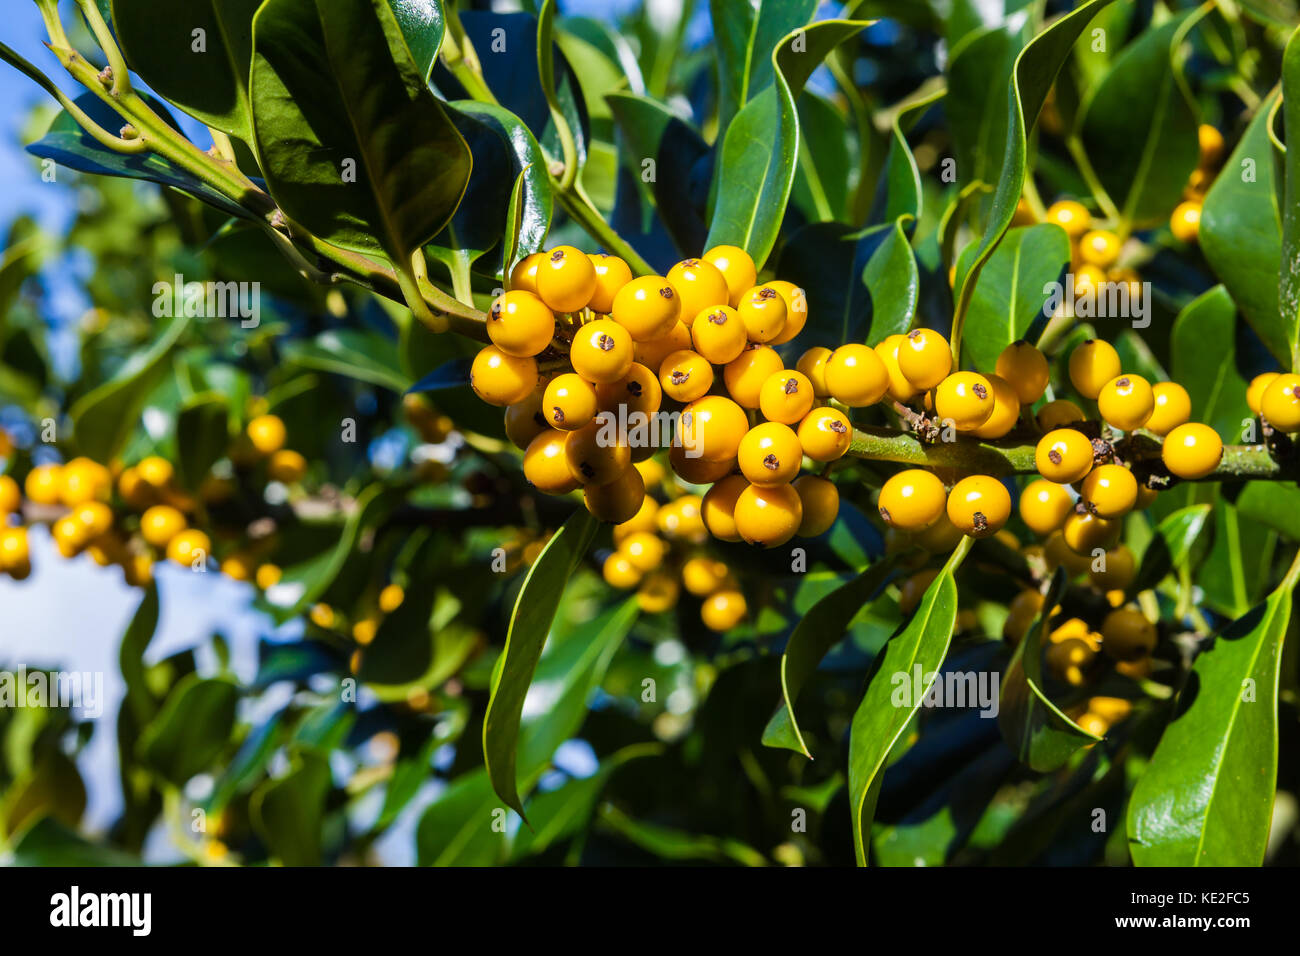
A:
[250,0,471,262]
[110,0,262,148]
[250,750,331,866]
[762,558,899,757]
[792,92,851,223]
[1278,27,1300,370]
[1079,15,1199,229]
[1128,557,1300,865]
[283,329,410,393]
[69,311,190,463]
[998,568,1102,771]
[952,0,1118,354]
[26,93,251,220]
[266,484,397,624]
[1131,504,1214,595]
[848,537,969,866]
[960,224,1071,373]
[1201,92,1285,368]
[598,804,768,866]
[1237,481,1300,541]
[387,0,445,81]
[861,221,920,346]
[482,510,600,819]
[710,0,819,132]
[0,750,86,841]
[175,392,229,491]
[705,19,868,269]
[137,675,239,786]
[1170,285,1251,441]
[9,819,141,867]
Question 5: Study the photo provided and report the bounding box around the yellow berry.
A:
[1081,464,1137,518]
[738,422,802,486]
[0,475,20,513]
[758,370,815,425]
[1067,339,1121,400]
[1260,373,1300,432]
[595,362,662,419]
[636,571,679,613]
[1019,479,1075,536]
[613,494,659,545]
[587,254,633,313]
[794,475,839,537]
[1161,423,1223,479]
[701,245,757,307]
[1102,607,1157,661]
[603,551,643,589]
[509,252,546,294]
[875,334,918,402]
[488,290,556,357]
[612,275,681,341]
[140,504,187,547]
[796,406,852,462]
[1246,372,1279,417]
[523,430,580,494]
[167,528,211,567]
[970,374,1021,439]
[255,563,282,589]
[678,395,749,462]
[796,346,833,397]
[691,305,747,365]
[1046,199,1091,240]
[25,464,63,506]
[565,413,631,486]
[536,245,597,313]
[682,557,728,596]
[1035,429,1094,484]
[471,345,538,406]
[1097,374,1154,432]
[1036,399,1086,431]
[570,319,634,384]
[583,466,646,523]
[701,589,747,631]
[1062,511,1119,555]
[946,475,1011,538]
[1144,381,1191,436]
[658,349,714,403]
[634,320,692,372]
[735,285,787,343]
[825,344,889,407]
[733,482,802,548]
[247,415,287,455]
[267,449,307,484]
[1170,201,1201,244]
[766,280,808,344]
[1077,230,1121,269]
[897,328,952,391]
[666,258,729,326]
[934,372,995,431]
[541,373,598,432]
[878,469,946,531]
[621,530,666,573]
[702,474,748,541]
[723,345,783,409]
[995,340,1050,405]
[379,584,405,613]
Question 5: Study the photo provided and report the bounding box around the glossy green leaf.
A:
[175,393,229,491]
[387,0,446,81]
[1128,556,1300,865]
[861,222,920,346]
[1201,92,1285,367]
[998,568,1102,771]
[111,0,261,147]
[1079,16,1199,229]
[1,751,86,841]
[1201,500,1276,617]
[1131,503,1214,594]
[250,750,331,866]
[599,805,767,866]
[284,329,410,393]
[763,558,899,757]
[953,0,1117,355]
[1170,285,1251,441]
[871,88,941,226]
[482,510,600,818]
[848,538,969,866]
[710,0,819,131]
[250,0,471,262]
[137,675,239,786]
[69,311,189,463]
[792,93,851,223]
[706,19,868,269]
[1278,27,1300,370]
[1237,481,1300,541]
[26,93,250,220]
[960,223,1071,373]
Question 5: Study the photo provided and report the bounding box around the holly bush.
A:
[1,0,1299,867]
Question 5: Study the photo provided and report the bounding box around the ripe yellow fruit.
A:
[897,328,952,390]
[1036,399,1086,431]
[702,474,748,542]
[701,589,747,631]
[1260,373,1300,432]
[735,285,788,343]
[766,280,809,344]
[691,305,748,365]
[509,252,546,294]
[471,345,539,407]
[970,374,1021,439]
[682,557,729,596]
[797,406,852,462]
[621,531,666,572]
[74,500,113,539]
[1018,479,1075,536]
[1097,374,1155,432]
[1081,464,1138,519]
[612,275,682,341]
[679,395,749,462]
[1090,545,1136,591]
[1161,423,1223,480]
[167,528,211,567]
[738,422,802,486]
[758,370,815,425]
[666,258,729,326]
[1170,201,1201,243]
[634,320,692,373]
[603,551,643,589]
[255,563,282,589]
[565,414,631,486]
[613,495,660,545]
[825,344,888,407]
[0,475,19,513]
[1036,429,1094,484]
[1198,124,1224,168]
[60,457,112,505]
[874,334,918,402]
[267,449,308,484]
[933,372,995,431]
[658,349,714,403]
[1144,381,1191,436]
[796,346,833,397]
[1062,511,1119,555]
[524,430,580,495]
[793,475,838,537]
[310,603,336,629]
[587,254,633,313]
[536,245,597,313]
[723,345,784,409]
[1046,199,1091,240]
[878,469,946,531]
[1077,230,1121,269]
[570,319,634,385]
[583,466,646,524]
[140,504,187,547]
[1246,372,1279,417]
[946,475,1011,538]
[0,526,31,570]
[136,455,175,489]
[701,245,757,307]
[24,464,63,506]
[995,340,1050,405]
[221,553,254,582]
[733,482,803,548]
[247,415,287,455]
[488,289,556,357]
[1102,607,1157,661]
[1067,339,1121,400]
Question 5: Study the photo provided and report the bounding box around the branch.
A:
[847,426,1284,484]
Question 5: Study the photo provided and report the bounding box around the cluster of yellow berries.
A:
[599,460,746,631]
[474,243,844,549]
[0,411,310,590]
[1170,123,1225,245]
[310,581,407,669]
